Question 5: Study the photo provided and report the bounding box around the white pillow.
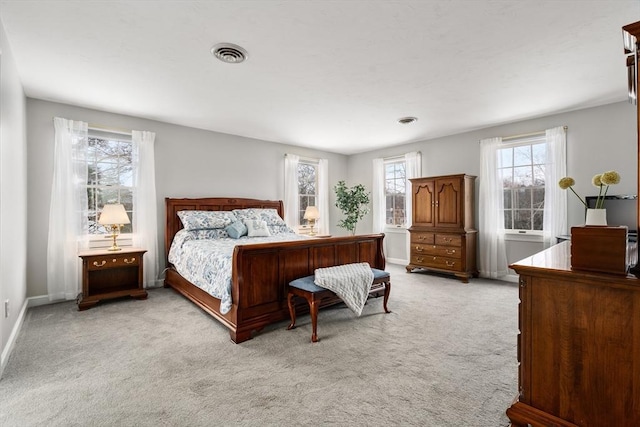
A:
[245,219,271,237]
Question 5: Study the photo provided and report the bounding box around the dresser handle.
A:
[415,246,423,252]
[445,261,455,267]
[416,257,424,263]
[445,238,453,243]
[124,257,136,264]
[93,260,106,267]
[446,249,456,255]
[432,256,437,261]
[418,235,425,241]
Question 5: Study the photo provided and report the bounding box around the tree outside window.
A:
[385,160,406,226]
[86,132,134,234]
[298,161,317,225]
[498,140,546,231]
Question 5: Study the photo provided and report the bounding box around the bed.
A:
[164,197,386,343]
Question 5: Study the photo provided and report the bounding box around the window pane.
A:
[514,188,532,209]
[498,148,513,168]
[503,210,513,229]
[513,145,531,167]
[532,187,545,209]
[533,209,544,231]
[514,210,532,230]
[96,162,120,186]
[499,168,513,188]
[533,166,545,186]
[531,143,546,165]
[513,166,532,186]
[503,190,512,209]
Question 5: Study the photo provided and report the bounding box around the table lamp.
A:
[98,203,130,251]
[303,206,320,236]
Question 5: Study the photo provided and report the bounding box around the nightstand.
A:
[78,247,148,310]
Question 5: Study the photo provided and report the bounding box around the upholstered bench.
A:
[286,268,391,342]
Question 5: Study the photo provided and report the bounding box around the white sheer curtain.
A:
[47,117,89,301]
[478,137,509,279]
[317,158,330,235]
[404,151,422,229]
[132,130,159,288]
[543,126,567,248]
[372,158,386,234]
[284,154,300,229]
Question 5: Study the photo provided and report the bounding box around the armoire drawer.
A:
[435,234,462,247]
[411,232,435,244]
[411,254,463,272]
[412,244,462,259]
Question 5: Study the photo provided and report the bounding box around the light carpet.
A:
[0,264,518,426]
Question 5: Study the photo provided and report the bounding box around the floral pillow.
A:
[232,208,287,227]
[225,220,248,239]
[178,210,238,231]
[245,219,271,237]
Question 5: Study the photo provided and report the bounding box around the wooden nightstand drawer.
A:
[86,253,140,270]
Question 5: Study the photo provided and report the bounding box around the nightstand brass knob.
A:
[93,260,106,267]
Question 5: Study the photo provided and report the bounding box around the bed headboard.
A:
[164,197,285,263]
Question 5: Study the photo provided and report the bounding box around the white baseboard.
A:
[386,257,408,266]
[27,295,52,308]
[0,298,29,380]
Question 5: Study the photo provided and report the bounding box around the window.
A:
[86,130,134,234]
[384,159,406,227]
[498,136,546,232]
[297,160,317,225]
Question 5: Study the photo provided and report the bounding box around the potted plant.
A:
[334,180,371,235]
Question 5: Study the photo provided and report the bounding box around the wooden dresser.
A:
[507,241,640,426]
[406,174,477,282]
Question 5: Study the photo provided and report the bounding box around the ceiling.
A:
[1,1,638,155]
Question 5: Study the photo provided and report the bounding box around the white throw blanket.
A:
[314,262,374,316]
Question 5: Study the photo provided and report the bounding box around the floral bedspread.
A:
[168,230,309,314]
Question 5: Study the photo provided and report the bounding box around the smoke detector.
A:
[211,43,248,64]
[397,117,418,124]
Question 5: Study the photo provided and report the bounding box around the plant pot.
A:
[585,208,607,226]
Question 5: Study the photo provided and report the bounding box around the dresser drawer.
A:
[412,244,462,259]
[411,254,463,272]
[86,253,141,271]
[411,232,435,244]
[435,234,462,247]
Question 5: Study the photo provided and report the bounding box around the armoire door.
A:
[434,177,462,228]
[412,179,435,227]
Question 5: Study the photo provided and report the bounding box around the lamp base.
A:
[107,245,122,251]
[108,230,121,251]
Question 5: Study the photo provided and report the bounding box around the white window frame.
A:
[297,158,319,235]
[498,135,546,238]
[85,128,135,248]
[384,157,407,230]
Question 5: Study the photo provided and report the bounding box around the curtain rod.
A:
[502,126,568,142]
[88,123,132,136]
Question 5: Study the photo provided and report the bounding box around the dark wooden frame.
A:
[164,197,386,343]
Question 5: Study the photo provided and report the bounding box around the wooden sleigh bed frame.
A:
[164,197,386,343]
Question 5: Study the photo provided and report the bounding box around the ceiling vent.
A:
[397,116,418,124]
[211,43,248,64]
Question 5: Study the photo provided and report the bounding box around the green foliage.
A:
[334,181,371,235]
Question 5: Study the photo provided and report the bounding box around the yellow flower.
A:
[601,170,621,185]
[592,174,602,187]
[558,177,575,190]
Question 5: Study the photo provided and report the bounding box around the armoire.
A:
[405,173,478,282]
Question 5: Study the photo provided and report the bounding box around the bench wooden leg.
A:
[310,297,319,343]
[287,292,296,330]
[383,281,391,313]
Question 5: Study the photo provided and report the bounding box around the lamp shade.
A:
[303,206,320,220]
[98,204,131,225]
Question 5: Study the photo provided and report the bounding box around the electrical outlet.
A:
[4,300,8,318]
